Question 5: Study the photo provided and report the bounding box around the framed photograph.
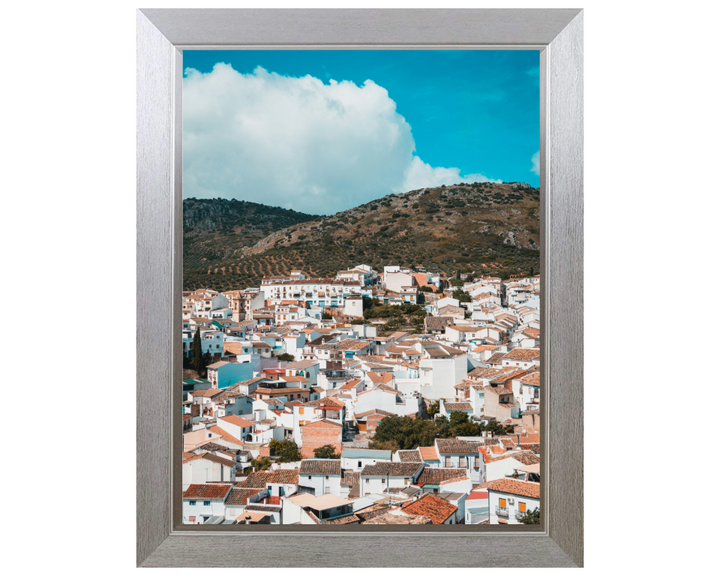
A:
[137,8,583,567]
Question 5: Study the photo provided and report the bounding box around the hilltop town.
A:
[182,264,541,526]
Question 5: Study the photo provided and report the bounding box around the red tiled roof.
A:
[225,487,261,505]
[183,452,235,467]
[481,478,540,499]
[419,446,440,461]
[518,433,540,445]
[414,468,467,487]
[219,415,255,428]
[466,490,489,500]
[302,418,342,428]
[401,493,457,525]
[182,484,232,500]
[503,347,540,361]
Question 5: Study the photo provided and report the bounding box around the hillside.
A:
[183,181,540,292]
[183,198,318,280]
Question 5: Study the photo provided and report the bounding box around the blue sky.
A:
[183,50,539,215]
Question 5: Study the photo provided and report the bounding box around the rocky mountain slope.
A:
[183,181,540,292]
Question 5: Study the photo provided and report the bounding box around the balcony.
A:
[495,506,509,517]
[256,496,281,506]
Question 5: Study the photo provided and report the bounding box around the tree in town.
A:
[191,329,206,376]
[367,439,400,452]
[277,353,295,362]
[313,445,341,459]
[202,350,213,377]
[454,288,472,303]
[372,415,438,450]
[427,400,441,417]
[268,439,302,462]
[250,456,272,472]
[519,507,540,524]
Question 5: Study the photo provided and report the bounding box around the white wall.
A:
[419,354,468,400]
[385,272,414,292]
[360,475,412,496]
[182,498,227,524]
[298,473,341,497]
[182,458,234,490]
[344,298,364,317]
[341,455,392,471]
[488,491,539,525]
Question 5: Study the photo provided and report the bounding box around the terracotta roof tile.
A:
[183,452,236,467]
[299,459,342,476]
[397,450,423,463]
[419,446,440,461]
[361,462,423,478]
[443,402,473,411]
[219,415,255,428]
[225,487,261,505]
[481,478,540,499]
[401,493,457,524]
[503,347,540,361]
[415,467,467,486]
[436,438,478,454]
[182,484,232,500]
[512,452,540,466]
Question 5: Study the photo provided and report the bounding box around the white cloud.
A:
[183,64,497,214]
[400,157,499,191]
[531,151,540,175]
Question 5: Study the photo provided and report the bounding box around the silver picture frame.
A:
[137,8,583,567]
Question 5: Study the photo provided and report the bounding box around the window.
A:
[381,479,386,484]
[203,501,210,506]
[519,502,526,513]
[189,501,196,506]
[326,476,329,480]
[358,461,362,468]
[459,456,467,467]
[499,498,507,508]
[445,456,451,467]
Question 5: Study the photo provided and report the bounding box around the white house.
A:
[511,371,540,411]
[182,484,232,525]
[215,415,255,442]
[485,478,540,525]
[384,271,416,293]
[435,438,483,483]
[341,448,393,471]
[298,459,343,497]
[484,451,540,482]
[359,462,425,497]
[223,487,264,523]
[182,453,236,489]
[501,347,541,369]
[464,489,490,524]
[418,346,468,400]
